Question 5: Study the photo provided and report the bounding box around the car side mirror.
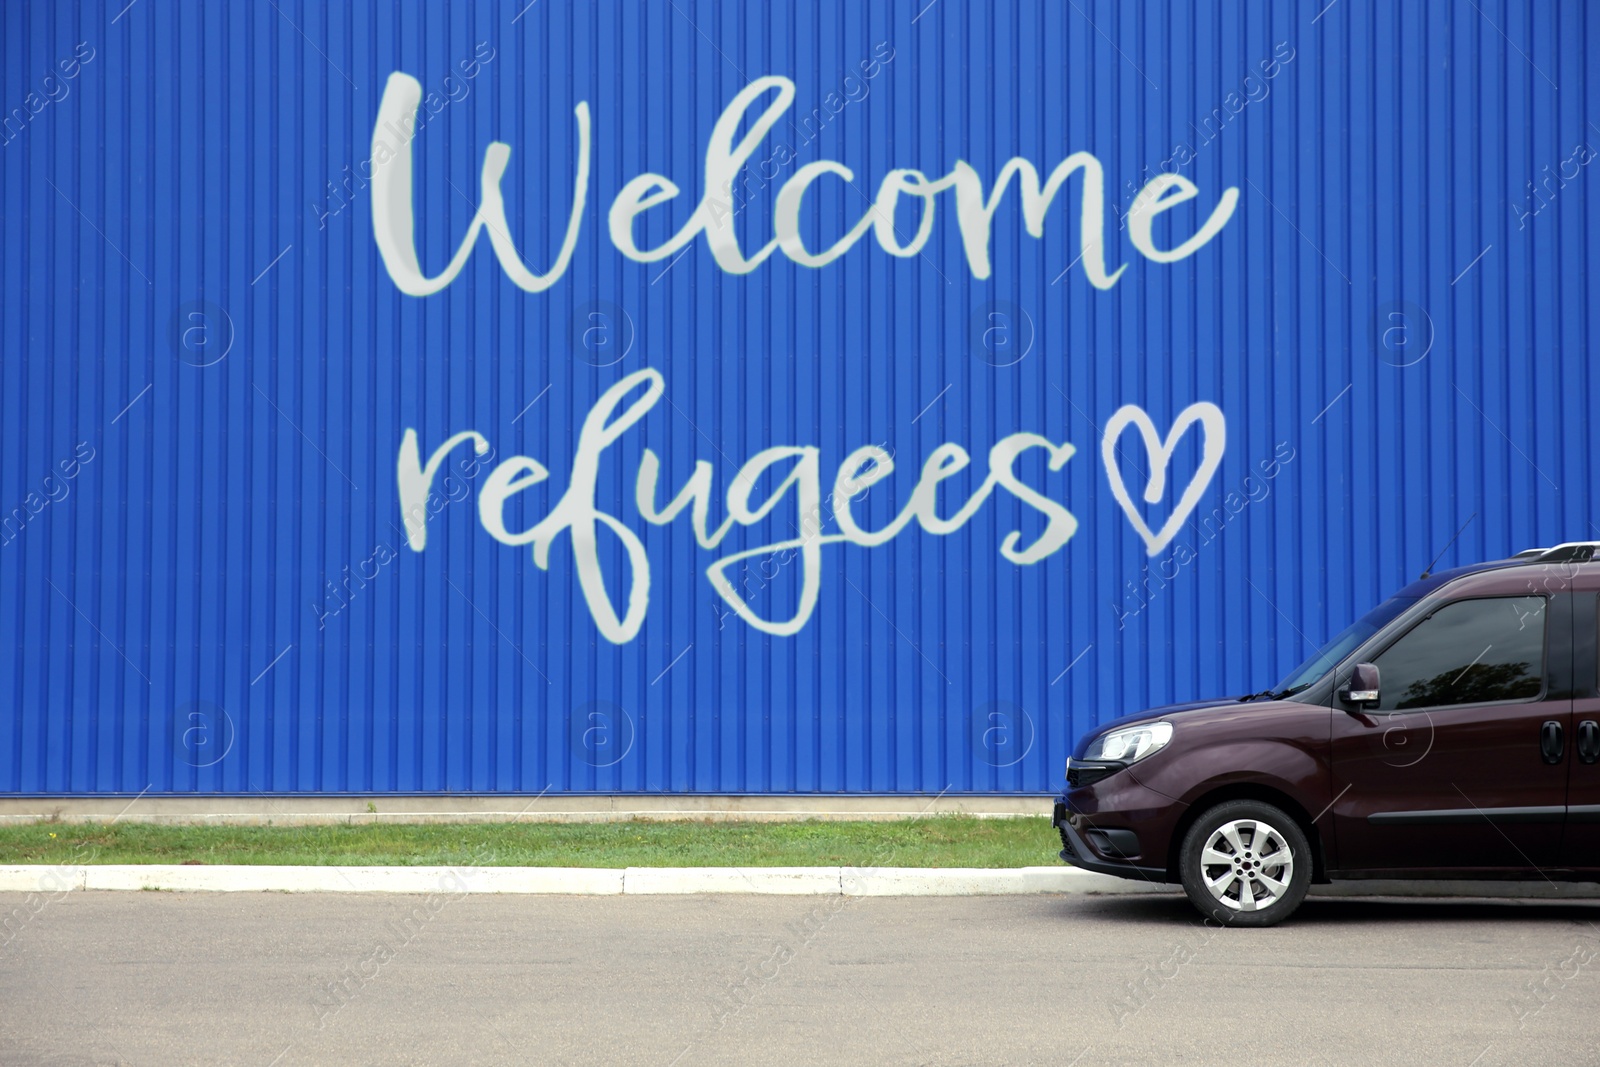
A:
[1343,662,1380,706]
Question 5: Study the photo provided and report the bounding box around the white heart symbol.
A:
[1102,403,1227,556]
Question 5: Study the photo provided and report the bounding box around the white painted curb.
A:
[3,864,1592,899]
[0,865,624,895]
[0,864,1153,896]
[74,865,624,895]
[0,865,89,893]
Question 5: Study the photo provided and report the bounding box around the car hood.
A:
[1073,696,1313,757]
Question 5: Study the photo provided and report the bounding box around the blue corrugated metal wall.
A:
[1,0,1595,796]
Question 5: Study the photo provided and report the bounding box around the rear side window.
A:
[1372,596,1546,710]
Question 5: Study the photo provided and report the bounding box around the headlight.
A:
[1084,721,1173,763]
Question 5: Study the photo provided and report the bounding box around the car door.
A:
[1563,585,1600,872]
[1330,591,1569,874]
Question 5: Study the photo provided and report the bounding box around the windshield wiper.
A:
[1236,684,1311,703]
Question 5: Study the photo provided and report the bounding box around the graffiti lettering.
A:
[398,369,1078,643]
[371,73,1239,293]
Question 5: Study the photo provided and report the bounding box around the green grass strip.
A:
[0,816,1059,869]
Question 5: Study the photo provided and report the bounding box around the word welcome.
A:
[397,369,1078,643]
[371,73,1240,293]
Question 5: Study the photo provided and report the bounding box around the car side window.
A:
[1371,596,1546,711]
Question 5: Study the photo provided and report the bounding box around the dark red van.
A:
[1052,545,1600,925]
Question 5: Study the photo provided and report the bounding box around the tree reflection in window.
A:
[1374,596,1545,711]
[1395,662,1533,709]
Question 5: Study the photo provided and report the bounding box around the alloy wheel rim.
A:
[1199,818,1294,912]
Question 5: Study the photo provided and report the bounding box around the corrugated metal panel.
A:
[0,0,1594,795]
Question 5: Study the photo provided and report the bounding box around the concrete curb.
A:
[1,865,1595,899]
[86,866,628,895]
[0,865,1154,897]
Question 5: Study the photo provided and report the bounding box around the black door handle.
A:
[1541,720,1565,765]
[1579,720,1600,765]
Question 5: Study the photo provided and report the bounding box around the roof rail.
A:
[1511,547,1548,559]
[1536,542,1600,563]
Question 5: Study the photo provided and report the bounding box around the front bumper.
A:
[1050,777,1181,883]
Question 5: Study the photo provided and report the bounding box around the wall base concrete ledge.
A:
[0,795,1052,826]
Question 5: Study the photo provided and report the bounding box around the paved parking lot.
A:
[2,889,1597,1066]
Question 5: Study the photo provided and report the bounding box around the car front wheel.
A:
[1178,800,1311,927]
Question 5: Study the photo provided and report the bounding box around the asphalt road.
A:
[2,889,1597,1067]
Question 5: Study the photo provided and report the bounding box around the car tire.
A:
[1178,799,1311,927]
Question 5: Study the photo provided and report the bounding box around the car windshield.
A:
[1271,595,1419,695]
